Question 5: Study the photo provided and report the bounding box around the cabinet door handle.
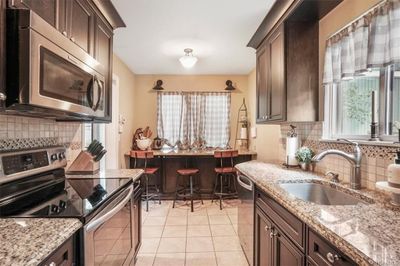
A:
[62,31,67,36]
[0,92,6,101]
[49,262,56,266]
[264,225,270,232]
[70,37,75,43]
[326,252,340,263]
[269,230,277,238]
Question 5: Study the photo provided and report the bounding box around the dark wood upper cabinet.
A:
[67,0,95,55]
[251,0,342,124]
[9,0,59,28]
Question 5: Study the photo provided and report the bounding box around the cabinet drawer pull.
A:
[70,37,75,43]
[264,225,270,232]
[269,230,277,238]
[62,31,67,36]
[49,262,56,266]
[326,252,340,263]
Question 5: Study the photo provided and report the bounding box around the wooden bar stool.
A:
[213,150,239,210]
[173,159,203,212]
[131,150,161,212]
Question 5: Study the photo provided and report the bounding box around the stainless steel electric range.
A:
[0,147,141,266]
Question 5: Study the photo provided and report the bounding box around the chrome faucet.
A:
[312,139,362,190]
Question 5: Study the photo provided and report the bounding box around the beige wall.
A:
[246,69,281,162]
[113,54,136,167]
[318,0,381,116]
[133,75,248,148]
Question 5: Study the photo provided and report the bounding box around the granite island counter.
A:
[0,218,82,266]
[236,160,400,266]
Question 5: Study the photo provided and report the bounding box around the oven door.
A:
[84,185,134,266]
[29,27,105,118]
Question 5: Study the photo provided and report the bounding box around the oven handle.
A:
[237,174,253,191]
[85,185,133,232]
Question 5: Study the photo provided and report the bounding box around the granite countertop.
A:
[125,149,257,157]
[236,160,400,266]
[0,218,82,266]
[66,168,143,181]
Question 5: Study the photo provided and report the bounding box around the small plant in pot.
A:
[295,147,315,171]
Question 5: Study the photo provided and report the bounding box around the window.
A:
[157,92,231,149]
[327,64,399,140]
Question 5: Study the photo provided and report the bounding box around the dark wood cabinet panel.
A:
[275,227,304,266]
[0,0,5,109]
[256,24,285,123]
[67,0,95,54]
[255,207,273,266]
[308,229,356,266]
[256,43,268,123]
[10,0,58,28]
[267,24,285,122]
[40,236,75,266]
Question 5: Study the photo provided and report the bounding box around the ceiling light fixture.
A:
[179,48,198,68]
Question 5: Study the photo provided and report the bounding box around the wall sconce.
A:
[152,80,164,90]
[225,80,236,91]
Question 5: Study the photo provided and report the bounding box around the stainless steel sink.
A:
[279,183,367,205]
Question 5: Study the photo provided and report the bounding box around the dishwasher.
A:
[237,172,254,266]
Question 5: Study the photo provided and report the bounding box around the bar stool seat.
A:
[177,168,199,175]
[144,168,159,175]
[214,167,235,173]
[173,166,202,212]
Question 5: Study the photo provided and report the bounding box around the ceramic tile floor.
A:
[133,199,249,266]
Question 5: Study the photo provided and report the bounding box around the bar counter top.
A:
[125,149,257,157]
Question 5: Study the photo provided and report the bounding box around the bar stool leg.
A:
[173,174,179,209]
[212,173,219,203]
[219,174,223,210]
[145,174,149,212]
[190,175,194,212]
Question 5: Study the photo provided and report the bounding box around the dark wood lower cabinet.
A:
[254,187,356,266]
[40,236,75,266]
[274,227,304,266]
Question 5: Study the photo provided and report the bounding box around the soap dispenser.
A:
[388,151,400,186]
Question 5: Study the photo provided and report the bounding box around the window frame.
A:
[324,65,398,142]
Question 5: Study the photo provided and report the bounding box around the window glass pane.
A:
[204,94,230,148]
[390,64,400,136]
[336,71,380,136]
[158,94,183,146]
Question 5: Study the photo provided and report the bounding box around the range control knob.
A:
[51,204,59,213]
[58,152,66,160]
[59,200,67,209]
[50,153,58,161]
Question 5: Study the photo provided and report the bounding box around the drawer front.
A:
[41,236,74,266]
[308,229,356,266]
[256,189,305,250]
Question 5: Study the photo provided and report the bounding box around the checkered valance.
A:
[157,92,231,149]
[323,0,400,84]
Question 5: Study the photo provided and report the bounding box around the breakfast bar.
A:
[126,149,256,199]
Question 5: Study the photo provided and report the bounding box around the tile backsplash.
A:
[0,115,83,166]
[279,122,400,191]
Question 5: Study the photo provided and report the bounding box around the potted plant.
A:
[295,146,315,171]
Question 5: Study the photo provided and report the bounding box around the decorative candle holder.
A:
[369,122,379,141]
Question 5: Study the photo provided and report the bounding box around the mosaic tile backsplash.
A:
[279,122,400,191]
[0,115,83,166]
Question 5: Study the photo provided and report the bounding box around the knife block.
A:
[66,151,100,175]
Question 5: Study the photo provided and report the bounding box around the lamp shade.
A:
[179,48,198,68]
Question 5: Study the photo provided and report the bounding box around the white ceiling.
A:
[112,0,275,75]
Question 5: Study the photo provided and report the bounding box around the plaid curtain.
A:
[157,92,231,149]
[323,0,400,84]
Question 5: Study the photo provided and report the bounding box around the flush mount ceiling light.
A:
[179,48,198,68]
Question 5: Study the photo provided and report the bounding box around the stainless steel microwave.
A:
[5,9,106,120]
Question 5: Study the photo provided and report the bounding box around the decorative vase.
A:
[299,162,312,171]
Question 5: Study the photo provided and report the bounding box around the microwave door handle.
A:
[85,186,133,232]
[92,76,102,111]
[87,77,94,109]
